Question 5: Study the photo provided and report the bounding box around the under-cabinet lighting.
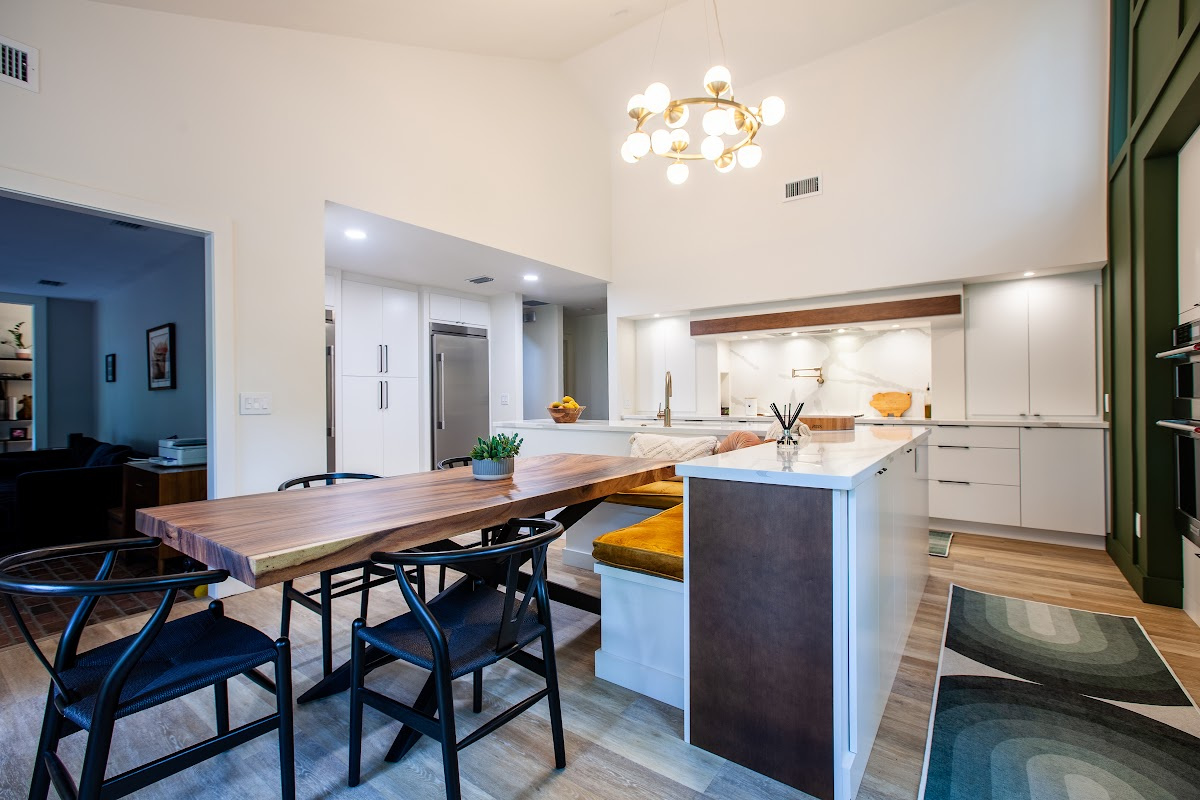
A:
[892,324,899,328]
[1024,271,1036,277]
[837,328,846,333]
[790,332,798,336]
[344,229,367,240]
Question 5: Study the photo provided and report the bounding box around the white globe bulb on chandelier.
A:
[618,0,785,184]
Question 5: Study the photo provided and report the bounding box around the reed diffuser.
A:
[770,402,805,451]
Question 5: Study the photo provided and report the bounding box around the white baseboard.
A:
[930,518,1106,550]
[595,649,684,709]
[562,545,595,570]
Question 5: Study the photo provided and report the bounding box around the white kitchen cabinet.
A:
[342,281,418,377]
[429,293,490,327]
[927,445,1020,486]
[965,276,1099,418]
[965,281,1029,417]
[634,317,696,413]
[1028,281,1097,416]
[929,481,1022,526]
[1019,427,1106,535]
[340,376,420,477]
[1180,129,1200,317]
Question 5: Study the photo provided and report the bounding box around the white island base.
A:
[677,428,931,800]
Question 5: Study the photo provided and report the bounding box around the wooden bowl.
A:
[547,405,585,423]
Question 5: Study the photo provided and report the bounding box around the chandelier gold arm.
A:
[630,96,763,161]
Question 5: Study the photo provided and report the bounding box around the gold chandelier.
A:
[620,1,785,185]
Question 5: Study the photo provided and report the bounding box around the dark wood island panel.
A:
[688,478,835,800]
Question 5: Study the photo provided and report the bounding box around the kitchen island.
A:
[677,426,930,800]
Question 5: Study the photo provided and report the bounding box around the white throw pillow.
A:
[628,433,718,461]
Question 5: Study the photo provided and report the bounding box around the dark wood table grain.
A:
[135,453,676,589]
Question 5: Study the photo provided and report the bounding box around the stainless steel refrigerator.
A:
[430,323,490,468]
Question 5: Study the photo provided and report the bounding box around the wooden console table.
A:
[120,462,207,572]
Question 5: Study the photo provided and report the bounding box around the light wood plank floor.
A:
[1,534,1198,799]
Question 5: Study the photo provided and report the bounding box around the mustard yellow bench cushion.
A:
[603,480,684,510]
[592,505,684,582]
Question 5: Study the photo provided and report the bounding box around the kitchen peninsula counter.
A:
[677,427,931,800]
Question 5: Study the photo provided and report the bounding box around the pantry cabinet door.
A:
[381,288,418,378]
[965,282,1029,416]
[341,281,384,376]
[341,377,384,476]
[1027,280,1097,417]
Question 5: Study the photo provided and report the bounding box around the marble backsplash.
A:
[727,327,932,419]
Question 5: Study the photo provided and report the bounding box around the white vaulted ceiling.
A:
[87,0,972,68]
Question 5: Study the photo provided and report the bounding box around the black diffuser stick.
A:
[769,402,788,430]
[787,402,804,430]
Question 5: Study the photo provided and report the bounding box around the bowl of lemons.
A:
[547,396,585,423]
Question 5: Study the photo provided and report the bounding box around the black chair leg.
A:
[541,630,566,769]
[320,572,334,678]
[348,621,366,788]
[359,565,371,620]
[280,580,294,638]
[385,674,437,763]
[275,639,296,800]
[76,708,116,800]
[472,669,483,714]
[28,685,63,800]
[215,679,230,736]
[435,674,462,800]
[438,566,448,594]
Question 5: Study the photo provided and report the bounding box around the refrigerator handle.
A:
[325,344,334,436]
[435,352,446,430]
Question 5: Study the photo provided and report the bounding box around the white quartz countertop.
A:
[496,419,773,435]
[675,427,932,490]
[622,414,1108,430]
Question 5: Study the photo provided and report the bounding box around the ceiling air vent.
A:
[37,279,65,287]
[110,219,147,231]
[466,276,494,285]
[523,299,548,307]
[0,35,39,93]
[783,174,821,202]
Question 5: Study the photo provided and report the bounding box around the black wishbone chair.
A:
[348,517,567,800]
[278,472,395,678]
[0,537,294,800]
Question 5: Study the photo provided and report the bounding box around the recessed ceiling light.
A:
[837,328,846,333]
[523,274,539,282]
[1024,271,1036,277]
[741,335,748,339]
[892,324,900,328]
[790,332,798,337]
[344,229,367,240]
[653,313,661,318]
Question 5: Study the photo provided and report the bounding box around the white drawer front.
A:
[928,425,1019,448]
[929,481,1021,526]
[927,446,1020,486]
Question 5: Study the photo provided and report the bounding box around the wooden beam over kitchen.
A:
[688,294,963,336]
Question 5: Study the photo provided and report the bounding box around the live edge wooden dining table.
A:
[135,452,676,702]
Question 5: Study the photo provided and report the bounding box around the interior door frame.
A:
[0,165,235,500]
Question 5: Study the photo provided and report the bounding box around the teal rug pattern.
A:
[929,530,953,558]
[920,586,1200,799]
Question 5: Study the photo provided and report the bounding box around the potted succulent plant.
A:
[468,432,523,481]
[2,322,30,360]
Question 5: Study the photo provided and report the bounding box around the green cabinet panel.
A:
[1134,0,1182,113]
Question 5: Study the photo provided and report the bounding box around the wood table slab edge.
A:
[135,454,677,587]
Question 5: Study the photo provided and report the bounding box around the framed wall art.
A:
[146,323,176,390]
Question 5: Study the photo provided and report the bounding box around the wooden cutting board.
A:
[796,414,856,431]
[869,391,912,418]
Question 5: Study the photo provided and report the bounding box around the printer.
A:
[157,437,207,466]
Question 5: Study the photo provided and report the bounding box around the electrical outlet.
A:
[500,393,510,406]
[239,392,271,415]
[1135,512,1142,538]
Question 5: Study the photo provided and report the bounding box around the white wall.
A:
[1,0,611,493]
[95,241,207,454]
[46,298,96,447]
[522,305,564,418]
[568,0,1108,320]
[563,313,609,419]
[489,293,525,423]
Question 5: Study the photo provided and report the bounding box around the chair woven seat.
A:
[359,586,546,679]
[58,610,277,730]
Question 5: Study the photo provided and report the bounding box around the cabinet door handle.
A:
[378,344,384,374]
[938,479,971,485]
[384,345,389,374]
[435,353,446,430]
[905,448,913,453]
[378,381,384,410]
[385,380,389,410]
[937,445,970,449]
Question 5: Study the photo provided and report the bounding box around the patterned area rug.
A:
[920,586,1200,799]
[929,530,953,558]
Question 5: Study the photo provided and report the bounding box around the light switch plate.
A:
[240,392,271,415]
[500,393,510,406]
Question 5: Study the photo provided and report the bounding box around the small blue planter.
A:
[472,457,515,481]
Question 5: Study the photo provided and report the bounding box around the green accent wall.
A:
[1107,0,1200,605]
